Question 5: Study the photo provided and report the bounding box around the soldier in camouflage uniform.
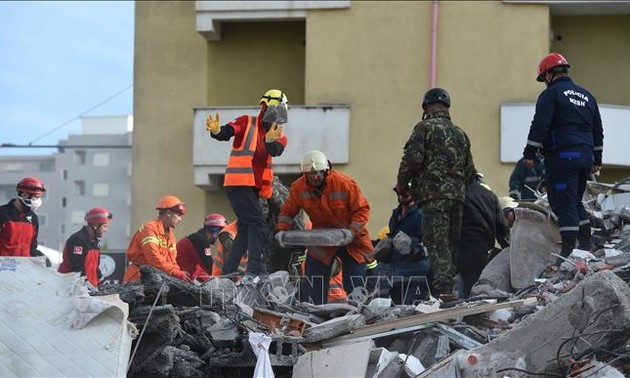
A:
[397,88,476,297]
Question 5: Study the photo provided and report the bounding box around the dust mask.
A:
[20,197,42,212]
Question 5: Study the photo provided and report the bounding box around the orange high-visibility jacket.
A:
[211,221,248,276]
[224,116,279,199]
[124,218,181,283]
[278,169,374,265]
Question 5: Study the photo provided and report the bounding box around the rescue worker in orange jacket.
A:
[58,208,112,287]
[276,150,373,304]
[206,89,289,277]
[212,221,248,276]
[176,213,228,281]
[0,177,47,259]
[124,196,191,283]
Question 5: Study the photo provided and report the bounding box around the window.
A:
[61,224,65,236]
[38,213,47,228]
[93,153,110,167]
[73,180,86,196]
[74,150,87,165]
[4,163,22,172]
[61,197,67,207]
[93,183,109,197]
[62,169,68,180]
[39,161,54,172]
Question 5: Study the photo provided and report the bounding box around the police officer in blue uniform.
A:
[522,53,604,258]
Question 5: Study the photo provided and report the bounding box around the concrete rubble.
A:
[88,179,630,377]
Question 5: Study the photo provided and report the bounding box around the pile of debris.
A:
[95,179,630,377]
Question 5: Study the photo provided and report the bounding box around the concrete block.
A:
[470,247,512,297]
[510,207,560,289]
[303,313,365,343]
[456,271,630,377]
[293,340,372,377]
[278,228,354,247]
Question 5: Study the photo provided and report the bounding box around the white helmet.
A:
[498,196,518,210]
[301,150,330,173]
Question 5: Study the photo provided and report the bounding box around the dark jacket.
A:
[388,204,424,263]
[58,226,102,286]
[0,199,41,257]
[523,76,604,165]
[509,157,545,201]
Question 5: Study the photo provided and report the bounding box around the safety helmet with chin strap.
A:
[301,150,330,173]
[536,53,570,82]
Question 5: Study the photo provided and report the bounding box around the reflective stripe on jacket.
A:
[124,218,180,282]
[212,221,247,276]
[278,169,373,265]
[224,116,274,199]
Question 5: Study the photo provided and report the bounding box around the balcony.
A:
[195,1,351,41]
[192,105,350,190]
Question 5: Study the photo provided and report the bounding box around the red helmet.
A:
[85,207,113,224]
[155,195,186,215]
[204,213,228,229]
[17,177,46,195]
[537,53,570,82]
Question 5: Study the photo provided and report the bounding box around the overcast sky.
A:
[0,1,134,156]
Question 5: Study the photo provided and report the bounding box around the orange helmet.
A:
[85,207,113,224]
[156,195,186,215]
[537,53,570,82]
[17,177,46,195]
[204,213,228,229]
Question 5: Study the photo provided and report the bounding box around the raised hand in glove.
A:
[206,113,221,135]
[265,123,283,143]
[172,270,192,282]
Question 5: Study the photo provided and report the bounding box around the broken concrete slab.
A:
[451,271,630,377]
[303,313,365,343]
[470,247,512,297]
[510,207,561,289]
[277,228,354,247]
[292,340,372,377]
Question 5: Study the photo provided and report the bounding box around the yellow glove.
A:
[206,113,220,135]
[265,123,283,143]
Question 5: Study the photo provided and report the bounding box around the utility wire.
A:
[28,84,133,145]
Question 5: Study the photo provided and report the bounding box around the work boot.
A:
[556,234,577,265]
[577,224,595,251]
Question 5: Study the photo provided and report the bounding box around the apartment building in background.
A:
[0,115,132,281]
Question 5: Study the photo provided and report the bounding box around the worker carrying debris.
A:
[175,213,227,281]
[0,177,48,261]
[456,172,510,298]
[123,195,191,282]
[508,153,545,201]
[276,150,373,304]
[206,89,289,278]
[58,207,113,287]
[522,52,604,259]
[212,220,248,276]
[397,88,476,299]
[375,185,429,304]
